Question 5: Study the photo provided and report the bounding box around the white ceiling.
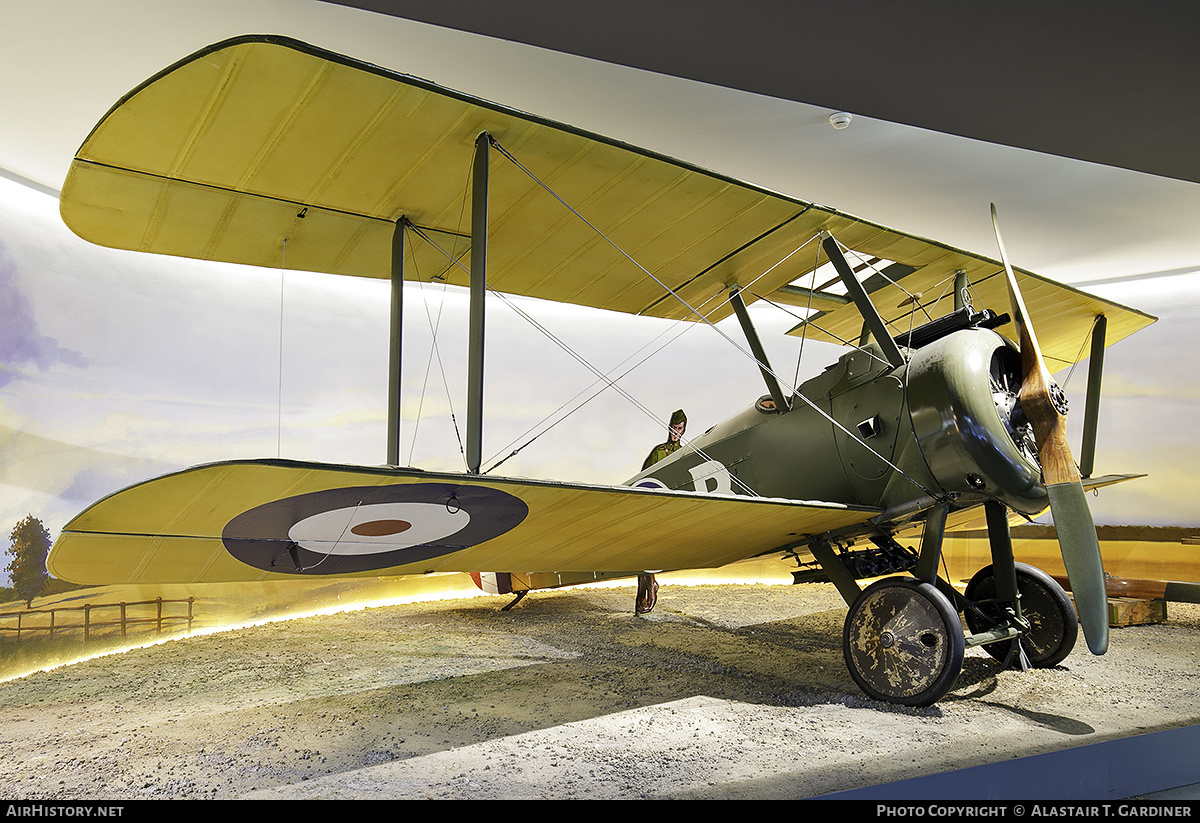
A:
[2,0,1198,295]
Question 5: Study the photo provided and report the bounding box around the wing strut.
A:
[387,219,406,466]
[729,286,790,412]
[820,233,905,368]
[953,269,970,310]
[467,133,490,474]
[1079,314,1107,479]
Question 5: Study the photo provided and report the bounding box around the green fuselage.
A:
[628,328,1046,530]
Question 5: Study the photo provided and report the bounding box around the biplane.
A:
[47,35,1156,706]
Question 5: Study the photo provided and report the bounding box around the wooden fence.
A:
[0,598,195,641]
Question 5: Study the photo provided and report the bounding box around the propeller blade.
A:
[991,204,1050,390]
[990,204,1109,655]
[1047,482,1109,654]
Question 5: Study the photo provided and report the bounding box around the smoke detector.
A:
[829,112,853,130]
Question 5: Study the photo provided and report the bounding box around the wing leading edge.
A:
[782,257,1150,373]
[47,459,879,585]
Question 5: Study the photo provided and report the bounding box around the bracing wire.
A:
[403,162,476,468]
[487,138,776,370]
[1060,314,1103,391]
[407,134,938,498]
[489,292,762,496]
[407,250,467,469]
[791,238,824,387]
[484,236,823,472]
[285,500,364,572]
[487,136,936,497]
[406,211,798,458]
[483,287,730,476]
[483,309,700,473]
[404,222,761,495]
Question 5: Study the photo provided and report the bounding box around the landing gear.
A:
[964,562,1078,668]
[843,577,965,707]
[825,499,1079,707]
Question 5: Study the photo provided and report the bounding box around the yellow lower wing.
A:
[48,459,878,585]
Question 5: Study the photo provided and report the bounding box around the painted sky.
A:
[1,2,1198,585]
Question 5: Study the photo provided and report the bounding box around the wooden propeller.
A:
[991,204,1109,655]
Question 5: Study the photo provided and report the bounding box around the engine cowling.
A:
[906,328,1046,514]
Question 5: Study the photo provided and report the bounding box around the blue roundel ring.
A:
[222,483,528,575]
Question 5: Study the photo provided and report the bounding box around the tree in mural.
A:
[6,515,50,608]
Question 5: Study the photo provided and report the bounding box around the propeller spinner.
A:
[990,204,1109,655]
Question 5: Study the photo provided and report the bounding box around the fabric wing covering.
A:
[60,35,1152,369]
[47,460,879,585]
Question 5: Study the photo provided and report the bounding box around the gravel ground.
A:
[0,581,1197,800]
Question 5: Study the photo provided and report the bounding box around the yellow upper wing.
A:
[59,35,1154,357]
[47,459,878,585]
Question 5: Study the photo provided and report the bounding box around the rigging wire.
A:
[403,162,476,468]
[484,236,822,472]
[484,315,696,473]
[284,499,365,572]
[417,134,939,499]
[790,238,825,387]
[487,138,778,373]
[484,289,731,475]
[835,246,936,334]
[406,245,467,469]
[492,138,936,497]
[407,211,811,467]
[1059,314,1102,391]
[489,136,842,411]
[485,289,761,495]
[403,222,761,495]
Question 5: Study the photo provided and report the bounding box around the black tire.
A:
[843,576,966,707]
[964,562,1079,669]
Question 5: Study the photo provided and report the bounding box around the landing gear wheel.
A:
[964,562,1078,668]
[843,577,965,707]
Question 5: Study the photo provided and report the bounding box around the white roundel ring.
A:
[288,502,470,555]
[221,483,528,575]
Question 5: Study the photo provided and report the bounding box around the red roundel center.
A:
[350,519,413,537]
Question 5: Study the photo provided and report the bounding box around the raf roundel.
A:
[221,483,528,575]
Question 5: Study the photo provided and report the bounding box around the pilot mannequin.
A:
[636,410,687,614]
